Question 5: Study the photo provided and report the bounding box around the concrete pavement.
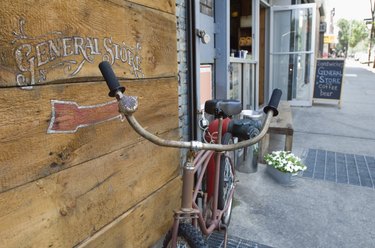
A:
[230,60,375,247]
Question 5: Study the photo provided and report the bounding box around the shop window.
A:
[230,0,252,58]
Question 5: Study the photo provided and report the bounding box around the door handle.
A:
[196,29,211,44]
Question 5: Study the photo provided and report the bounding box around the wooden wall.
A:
[0,0,181,247]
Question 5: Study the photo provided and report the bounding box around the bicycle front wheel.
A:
[218,132,236,225]
[163,223,208,248]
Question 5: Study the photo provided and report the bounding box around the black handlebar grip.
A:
[99,61,125,97]
[263,89,282,116]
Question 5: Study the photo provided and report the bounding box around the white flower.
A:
[264,151,307,173]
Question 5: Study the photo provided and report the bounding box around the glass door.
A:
[270,4,316,106]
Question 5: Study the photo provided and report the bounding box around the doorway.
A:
[270,3,316,106]
[196,0,216,111]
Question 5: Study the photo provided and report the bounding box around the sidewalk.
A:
[229,60,375,247]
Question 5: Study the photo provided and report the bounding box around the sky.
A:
[326,0,373,21]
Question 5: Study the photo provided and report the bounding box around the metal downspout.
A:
[187,0,197,140]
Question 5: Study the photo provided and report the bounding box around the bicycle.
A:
[99,61,281,248]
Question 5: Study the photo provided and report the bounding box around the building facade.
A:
[0,0,326,246]
[178,0,326,142]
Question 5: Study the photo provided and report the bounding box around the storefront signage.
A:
[313,59,344,104]
[12,18,144,87]
[324,35,336,44]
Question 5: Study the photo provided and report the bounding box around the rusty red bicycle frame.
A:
[169,117,235,247]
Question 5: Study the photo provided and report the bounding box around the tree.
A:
[369,0,375,68]
[350,21,369,47]
[336,19,369,57]
[337,19,350,54]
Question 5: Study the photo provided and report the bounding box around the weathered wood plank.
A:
[0,0,177,87]
[0,132,180,248]
[112,0,176,14]
[268,101,294,135]
[260,101,294,160]
[77,177,181,248]
[0,78,178,192]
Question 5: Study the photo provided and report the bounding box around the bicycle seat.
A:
[204,99,242,118]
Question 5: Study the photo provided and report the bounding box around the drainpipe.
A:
[187,0,197,140]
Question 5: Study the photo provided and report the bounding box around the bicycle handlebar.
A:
[99,62,125,97]
[99,61,281,151]
[264,89,282,116]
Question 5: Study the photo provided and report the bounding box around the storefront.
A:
[187,0,323,144]
[193,0,322,129]
[0,0,325,246]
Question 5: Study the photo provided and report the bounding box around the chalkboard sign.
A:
[313,59,345,101]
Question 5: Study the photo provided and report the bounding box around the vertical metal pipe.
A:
[187,0,197,140]
[212,117,223,213]
[253,0,260,110]
[181,160,195,211]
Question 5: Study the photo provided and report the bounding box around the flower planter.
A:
[266,165,297,186]
[264,151,306,186]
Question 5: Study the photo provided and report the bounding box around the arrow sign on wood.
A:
[47,100,120,133]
